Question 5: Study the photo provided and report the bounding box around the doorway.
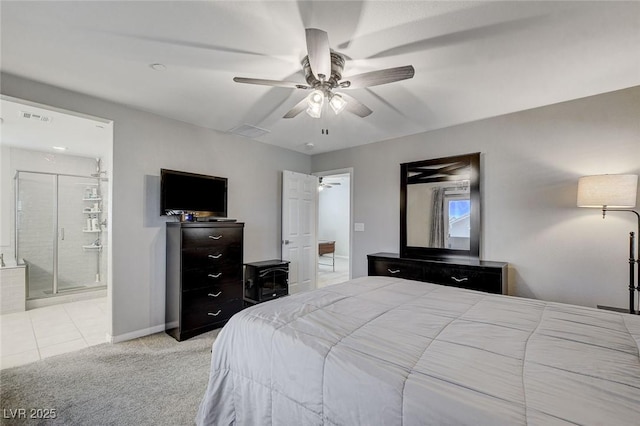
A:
[315,169,352,287]
[0,95,113,368]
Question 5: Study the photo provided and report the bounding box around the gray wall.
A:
[1,73,311,340]
[3,70,639,336]
[312,87,640,309]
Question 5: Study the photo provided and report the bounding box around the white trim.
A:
[107,324,166,343]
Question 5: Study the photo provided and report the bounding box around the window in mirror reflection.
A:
[445,197,470,249]
[406,181,470,250]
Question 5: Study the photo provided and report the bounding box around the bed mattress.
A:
[196,276,640,425]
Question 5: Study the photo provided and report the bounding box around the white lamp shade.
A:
[577,174,638,208]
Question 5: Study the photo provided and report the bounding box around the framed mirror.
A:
[400,153,481,259]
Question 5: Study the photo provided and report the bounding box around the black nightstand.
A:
[244,260,289,306]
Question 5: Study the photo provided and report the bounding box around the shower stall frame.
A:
[15,169,108,299]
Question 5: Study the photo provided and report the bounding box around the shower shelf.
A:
[83,230,101,233]
[82,245,103,250]
[82,210,102,214]
[83,198,102,201]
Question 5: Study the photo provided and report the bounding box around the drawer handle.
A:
[451,276,469,283]
[208,291,222,297]
[388,269,401,274]
[208,254,222,259]
[208,273,222,279]
[208,235,223,240]
[207,310,222,317]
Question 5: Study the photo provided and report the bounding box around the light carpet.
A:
[0,329,220,425]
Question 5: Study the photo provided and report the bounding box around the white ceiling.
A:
[1,1,639,155]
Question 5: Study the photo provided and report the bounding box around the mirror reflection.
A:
[401,153,480,259]
[406,179,470,249]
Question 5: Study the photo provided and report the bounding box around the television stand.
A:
[195,217,237,222]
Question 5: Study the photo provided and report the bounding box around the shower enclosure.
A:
[15,170,108,299]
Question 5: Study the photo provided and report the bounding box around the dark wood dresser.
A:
[368,252,507,294]
[166,222,244,341]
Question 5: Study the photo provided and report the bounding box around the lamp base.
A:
[597,305,636,314]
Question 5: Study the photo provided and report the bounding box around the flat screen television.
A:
[160,168,227,217]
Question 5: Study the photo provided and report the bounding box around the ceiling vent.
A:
[19,111,53,123]
[228,124,270,139]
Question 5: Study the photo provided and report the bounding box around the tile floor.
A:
[0,297,107,370]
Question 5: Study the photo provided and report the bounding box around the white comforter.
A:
[196,276,640,425]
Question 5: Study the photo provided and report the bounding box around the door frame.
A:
[314,167,354,282]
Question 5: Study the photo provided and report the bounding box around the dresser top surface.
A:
[244,259,290,268]
[167,221,244,228]
[368,252,507,268]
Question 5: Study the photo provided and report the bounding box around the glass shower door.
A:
[17,172,106,299]
[57,175,102,292]
[16,172,56,299]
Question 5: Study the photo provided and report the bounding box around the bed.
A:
[196,276,640,425]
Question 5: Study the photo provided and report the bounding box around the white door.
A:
[282,171,318,294]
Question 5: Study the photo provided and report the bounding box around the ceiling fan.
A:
[319,176,341,189]
[233,28,415,119]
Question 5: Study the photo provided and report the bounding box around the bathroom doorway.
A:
[1,96,113,367]
[315,169,352,287]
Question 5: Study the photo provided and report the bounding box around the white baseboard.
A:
[107,323,166,343]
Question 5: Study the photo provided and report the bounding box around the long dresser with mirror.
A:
[369,153,508,294]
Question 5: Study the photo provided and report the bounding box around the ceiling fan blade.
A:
[298,2,365,51]
[283,97,309,119]
[234,77,310,89]
[342,65,415,89]
[305,28,331,80]
[340,93,373,118]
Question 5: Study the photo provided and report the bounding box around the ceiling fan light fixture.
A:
[306,89,324,118]
[306,104,322,118]
[307,90,324,107]
[329,93,347,115]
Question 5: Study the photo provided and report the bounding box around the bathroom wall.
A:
[0,145,12,262]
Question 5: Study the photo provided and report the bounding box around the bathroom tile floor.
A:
[0,297,107,370]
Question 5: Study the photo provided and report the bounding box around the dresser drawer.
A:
[181,227,242,249]
[424,265,502,293]
[370,259,423,281]
[182,263,242,291]
[182,246,242,270]
[182,289,243,331]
